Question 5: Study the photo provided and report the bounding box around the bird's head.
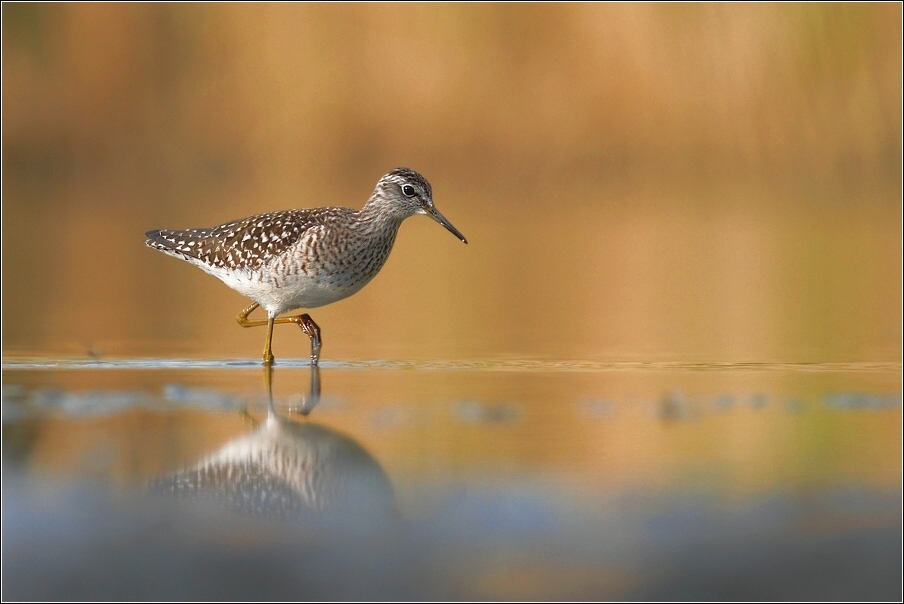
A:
[370,167,467,243]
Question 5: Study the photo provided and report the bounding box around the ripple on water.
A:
[2,356,901,373]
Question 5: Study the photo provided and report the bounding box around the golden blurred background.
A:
[3,3,901,362]
[3,10,902,598]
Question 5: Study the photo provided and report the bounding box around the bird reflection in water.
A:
[149,364,395,521]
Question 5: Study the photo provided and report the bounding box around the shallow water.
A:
[2,358,900,600]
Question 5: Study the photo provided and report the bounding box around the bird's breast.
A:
[253,223,399,312]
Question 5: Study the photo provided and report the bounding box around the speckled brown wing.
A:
[145,209,329,271]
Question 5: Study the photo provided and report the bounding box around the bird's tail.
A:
[145,228,213,261]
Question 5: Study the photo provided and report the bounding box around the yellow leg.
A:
[236,302,323,365]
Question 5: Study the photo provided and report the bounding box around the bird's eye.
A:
[402,184,416,197]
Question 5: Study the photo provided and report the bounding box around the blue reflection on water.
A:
[3,476,900,600]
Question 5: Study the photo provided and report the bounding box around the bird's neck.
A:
[356,196,409,237]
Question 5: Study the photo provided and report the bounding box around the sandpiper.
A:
[145,168,466,365]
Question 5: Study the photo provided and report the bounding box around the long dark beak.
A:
[428,206,468,244]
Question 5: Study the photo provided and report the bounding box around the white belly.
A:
[193,259,373,316]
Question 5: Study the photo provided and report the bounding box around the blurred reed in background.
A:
[2,3,901,362]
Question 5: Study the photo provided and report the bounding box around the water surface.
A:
[3,358,900,599]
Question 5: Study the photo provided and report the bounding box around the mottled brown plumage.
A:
[145,168,467,364]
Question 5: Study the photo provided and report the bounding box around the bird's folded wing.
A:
[145,210,329,270]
